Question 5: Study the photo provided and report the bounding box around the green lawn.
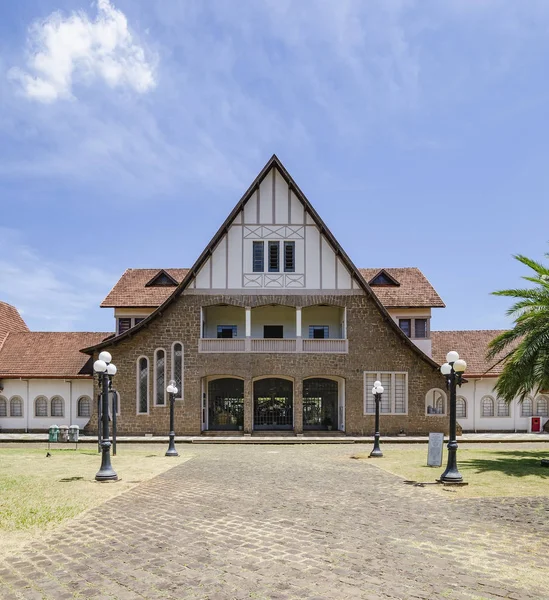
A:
[353,444,549,498]
[0,445,190,558]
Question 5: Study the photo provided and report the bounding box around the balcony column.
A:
[243,378,253,434]
[294,378,303,434]
[296,307,302,352]
[245,307,251,352]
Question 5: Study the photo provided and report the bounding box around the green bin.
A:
[48,425,59,443]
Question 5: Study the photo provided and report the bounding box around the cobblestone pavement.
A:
[1,444,549,600]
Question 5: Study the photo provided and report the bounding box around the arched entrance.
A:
[208,378,244,430]
[303,378,339,430]
[254,378,293,430]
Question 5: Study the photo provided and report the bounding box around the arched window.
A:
[35,396,48,417]
[10,396,23,417]
[0,396,7,417]
[536,395,548,417]
[426,389,446,415]
[481,396,494,417]
[78,396,91,418]
[456,396,467,419]
[51,396,64,417]
[137,356,149,414]
[172,342,183,399]
[497,398,510,417]
[154,349,166,406]
[522,397,533,417]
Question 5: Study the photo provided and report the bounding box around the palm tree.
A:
[487,253,549,403]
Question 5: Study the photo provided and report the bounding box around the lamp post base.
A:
[369,433,383,458]
[95,442,118,481]
[165,433,179,457]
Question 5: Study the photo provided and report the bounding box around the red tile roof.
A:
[431,330,509,377]
[101,267,444,309]
[0,301,29,346]
[359,268,445,308]
[0,332,112,379]
[101,269,189,308]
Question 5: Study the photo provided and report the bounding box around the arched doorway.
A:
[303,378,339,430]
[208,378,244,430]
[254,378,293,430]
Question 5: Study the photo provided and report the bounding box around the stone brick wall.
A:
[85,292,449,436]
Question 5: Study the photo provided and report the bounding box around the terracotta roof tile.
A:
[102,267,443,309]
[0,301,29,346]
[101,269,189,308]
[0,332,112,379]
[359,268,445,308]
[431,330,509,377]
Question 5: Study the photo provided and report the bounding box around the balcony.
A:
[199,304,348,354]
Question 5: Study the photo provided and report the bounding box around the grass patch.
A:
[353,444,549,498]
[0,445,191,557]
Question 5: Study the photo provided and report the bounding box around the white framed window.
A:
[536,395,548,417]
[10,396,23,417]
[397,317,430,339]
[456,396,467,419]
[117,316,147,335]
[426,388,446,415]
[172,342,183,400]
[35,396,48,417]
[154,348,166,406]
[364,372,408,414]
[481,396,494,417]
[137,356,149,414]
[51,396,64,418]
[522,397,533,417]
[497,398,510,417]
[0,396,7,417]
[78,396,91,418]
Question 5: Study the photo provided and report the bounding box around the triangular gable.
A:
[145,269,178,287]
[369,269,400,287]
[83,154,441,370]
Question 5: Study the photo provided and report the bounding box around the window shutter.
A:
[284,241,295,272]
[118,318,131,334]
[268,241,280,272]
[394,374,407,413]
[253,241,264,273]
[414,319,427,339]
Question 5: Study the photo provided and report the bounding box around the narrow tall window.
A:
[497,398,509,417]
[253,241,264,273]
[268,241,280,272]
[138,357,149,414]
[78,396,91,418]
[51,396,64,417]
[172,343,183,399]
[537,396,548,417]
[284,241,295,272]
[399,319,411,337]
[482,396,494,417]
[0,396,7,417]
[522,398,533,417]
[35,396,48,417]
[456,397,467,418]
[415,319,427,339]
[155,349,166,406]
[10,397,23,417]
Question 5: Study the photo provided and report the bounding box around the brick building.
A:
[84,155,450,436]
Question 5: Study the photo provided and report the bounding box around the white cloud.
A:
[0,228,115,331]
[9,0,156,102]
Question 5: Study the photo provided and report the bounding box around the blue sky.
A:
[1,0,548,333]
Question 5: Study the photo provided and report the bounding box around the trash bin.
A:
[58,425,69,442]
[531,417,541,433]
[68,425,79,442]
[48,425,59,443]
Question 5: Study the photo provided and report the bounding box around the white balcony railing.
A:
[198,338,348,354]
[302,339,348,353]
[199,338,246,353]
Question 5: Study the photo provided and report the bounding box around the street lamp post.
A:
[165,380,179,457]
[94,351,118,482]
[369,381,384,458]
[439,351,467,483]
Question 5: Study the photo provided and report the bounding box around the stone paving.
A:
[1,444,549,600]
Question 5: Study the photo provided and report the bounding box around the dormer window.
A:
[369,269,400,287]
[145,270,178,287]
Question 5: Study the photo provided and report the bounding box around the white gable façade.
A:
[188,162,358,293]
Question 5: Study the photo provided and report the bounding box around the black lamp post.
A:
[94,351,118,482]
[369,380,384,458]
[439,351,467,483]
[165,380,179,457]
